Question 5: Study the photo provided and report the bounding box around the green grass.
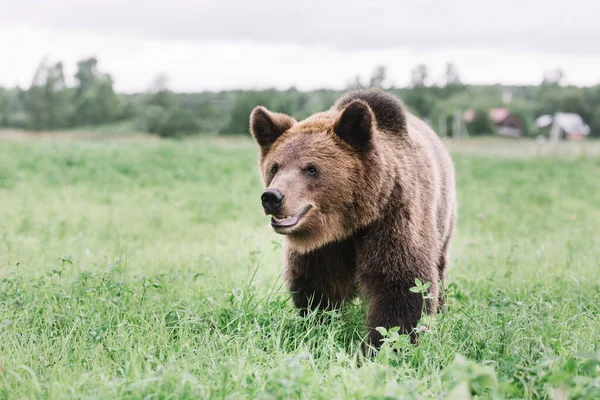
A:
[0,136,599,399]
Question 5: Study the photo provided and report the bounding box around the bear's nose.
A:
[261,189,284,214]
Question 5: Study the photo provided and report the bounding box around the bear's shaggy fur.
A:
[249,89,456,353]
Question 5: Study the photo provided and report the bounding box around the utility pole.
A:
[438,114,447,138]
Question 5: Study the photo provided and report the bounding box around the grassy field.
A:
[0,135,599,399]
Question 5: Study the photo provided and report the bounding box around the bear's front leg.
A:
[284,237,356,315]
[358,273,432,354]
[356,227,439,354]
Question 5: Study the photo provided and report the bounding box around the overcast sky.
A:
[1,0,599,92]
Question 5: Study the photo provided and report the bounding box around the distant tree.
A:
[411,64,429,87]
[23,58,72,130]
[146,89,174,110]
[13,87,33,128]
[121,99,140,120]
[434,63,465,98]
[139,74,200,137]
[535,86,588,120]
[141,105,169,135]
[466,109,496,136]
[160,108,199,137]
[140,104,199,138]
[444,63,462,86]
[145,74,175,109]
[403,64,435,118]
[347,75,363,90]
[72,57,123,125]
[590,105,600,137]
[220,91,273,134]
[150,73,170,93]
[0,88,10,126]
[402,88,436,119]
[74,58,99,95]
[369,66,387,89]
[542,68,564,86]
[294,92,310,112]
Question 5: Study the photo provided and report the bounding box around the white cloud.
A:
[2,0,599,54]
[1,0,599,92]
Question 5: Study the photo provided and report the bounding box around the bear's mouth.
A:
[271,205,312,231]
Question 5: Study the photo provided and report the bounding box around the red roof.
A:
[489,108,511,124]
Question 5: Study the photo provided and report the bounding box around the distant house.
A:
[536,113,590,141]
[463,107,524,138]
[488,108,523,138]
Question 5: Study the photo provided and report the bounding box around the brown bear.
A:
[249,89,456,354]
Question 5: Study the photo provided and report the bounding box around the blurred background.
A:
[2,3,600,398]
[1,0,599,140]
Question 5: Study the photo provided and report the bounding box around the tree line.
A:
[1,57,599,138]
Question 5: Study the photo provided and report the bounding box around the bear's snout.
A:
[261,189,284,214]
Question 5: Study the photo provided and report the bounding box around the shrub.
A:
[467,109,497,136]
[140,105,199,138]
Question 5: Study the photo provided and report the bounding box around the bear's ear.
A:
[333,100,373,151]
[250,106,296,151]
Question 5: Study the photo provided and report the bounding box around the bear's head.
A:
[250,100,386,253]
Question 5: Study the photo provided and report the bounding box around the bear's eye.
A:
[270,164,279,175]
[304,166,318,176]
